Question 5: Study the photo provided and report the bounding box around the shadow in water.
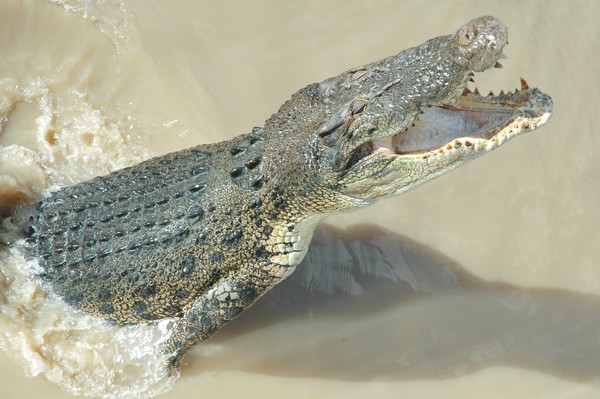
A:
[185,224,600,384]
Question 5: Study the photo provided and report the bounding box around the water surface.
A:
[0,1,598,398]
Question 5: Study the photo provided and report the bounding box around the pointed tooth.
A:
[499,89,505,95]
[488,90,494,96]
[462,87,471,95]
[474,87,480,94]
[520,77,529,89]
[494,61,503,68]
[469,77,475,82]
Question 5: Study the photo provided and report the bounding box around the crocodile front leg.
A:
[162,262,288,370]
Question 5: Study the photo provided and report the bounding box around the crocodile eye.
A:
[351,98,368,115]
[317,107,350,143]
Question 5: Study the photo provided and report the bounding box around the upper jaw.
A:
[332,17,511,171]
[321,16,552,200]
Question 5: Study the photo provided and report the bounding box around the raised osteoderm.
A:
[22,16,552,368]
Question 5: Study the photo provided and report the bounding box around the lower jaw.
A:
[371,90,552,159]
[372,108,550,162]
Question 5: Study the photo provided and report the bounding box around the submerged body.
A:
[22,16,552,367]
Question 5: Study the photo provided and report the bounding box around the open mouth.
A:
[370,77,553,159]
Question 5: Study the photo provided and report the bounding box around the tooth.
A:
[488,90,495,96]
[469,77,475,82]
[463,87,471,95]
[494,61,503,68]
[474,87,480,94]
[499,89,505,95]
[520,77,529,90]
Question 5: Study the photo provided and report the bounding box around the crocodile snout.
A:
[452,15,508,72]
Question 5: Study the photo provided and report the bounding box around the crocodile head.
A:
[336,79,553,200]
[264,16,552,209]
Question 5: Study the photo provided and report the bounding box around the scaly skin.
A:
[22,16,552,369]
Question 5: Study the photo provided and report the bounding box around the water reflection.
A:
[187,224,600,384]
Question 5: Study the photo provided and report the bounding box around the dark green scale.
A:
[26,128,269,324]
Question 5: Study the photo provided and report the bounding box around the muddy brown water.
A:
[0,1,598,398]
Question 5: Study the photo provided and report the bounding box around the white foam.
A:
[0,240,179,398]
[0,14,175,395]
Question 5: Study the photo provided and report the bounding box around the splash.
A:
[0,230,179,398]
[0,2,171,395]
[48,0,138,54]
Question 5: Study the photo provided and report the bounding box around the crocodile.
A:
[20,16,552,369]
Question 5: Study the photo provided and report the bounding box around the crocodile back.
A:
[26,144,229,323]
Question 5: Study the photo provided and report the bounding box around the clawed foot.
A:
[163,349,183,377]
